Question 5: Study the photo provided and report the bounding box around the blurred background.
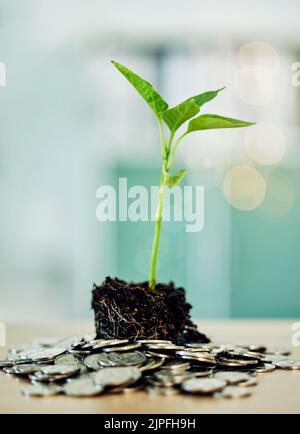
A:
[0,0,299,322]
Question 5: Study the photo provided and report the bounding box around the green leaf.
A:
[161,100,199,134]
[111,60,168,117]
[163,169,187,187]
[185,87,225,108]
[188,114,256,132]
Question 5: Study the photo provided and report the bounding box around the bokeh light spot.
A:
[245,122,286,165]
[234,66,276,106]
[238,41,280,73]
[223,165,266,211]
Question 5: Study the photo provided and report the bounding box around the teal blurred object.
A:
[114,165,300,318]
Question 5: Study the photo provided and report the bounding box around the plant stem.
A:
[167,132,188,170]
[158,119,165,159]
[149,178,165,289]
[149,123,187,289]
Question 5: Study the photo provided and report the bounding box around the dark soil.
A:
[92,277,210,345]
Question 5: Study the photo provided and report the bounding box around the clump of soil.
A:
[92,277,210,345]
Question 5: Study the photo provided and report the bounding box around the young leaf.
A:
[188,114,255,132]
[184,87,225,108]
[161,100,199,134]
[111,60,168,118]
[162,169,187,187]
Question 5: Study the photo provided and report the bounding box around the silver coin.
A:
[97,352,114,367]
[88,339,110,346]
[93,367,141,387]
[80,343,94,350]
[14,364,40,375]
[214,371,251,385]
[107,351,146,367]
[68,348,91,355]
[226,350,262,360]
[161,361,190,371]
[217,358,258,367]
[255,363,276,373]
[55,353,82,366]
[144,344,184,351]
[274,359,300,370]
[0,360,14,368]
[40,364,80,376]
[29,371,71,383]
[180,347,211,353]
[145,351,174,359]
[103,343,142,352]
[92,339,129,350]
[10,355,32,364]
[191,368,214,377]
[139,358,164,372]
[154,370,192,385]
[184,343,213,351]
[64,377,103,397]
[176,350,214,360]
[137,339,172,344]
[182,377,226,394]
[3,367,18,374]
[179,355,216,365]
[220,386,252,398]
[242,377,258,387]
[19,347,65,362]
[246,351,265,359]
[22,384,62,397]
[84,354,105,370]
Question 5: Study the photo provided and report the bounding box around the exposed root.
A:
[91,277,210,345]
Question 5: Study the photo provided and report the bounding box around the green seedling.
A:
[112,60,255,289]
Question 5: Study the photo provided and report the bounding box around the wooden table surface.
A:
[0,320,299,414]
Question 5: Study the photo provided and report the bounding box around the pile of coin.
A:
[1,335,299,399]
